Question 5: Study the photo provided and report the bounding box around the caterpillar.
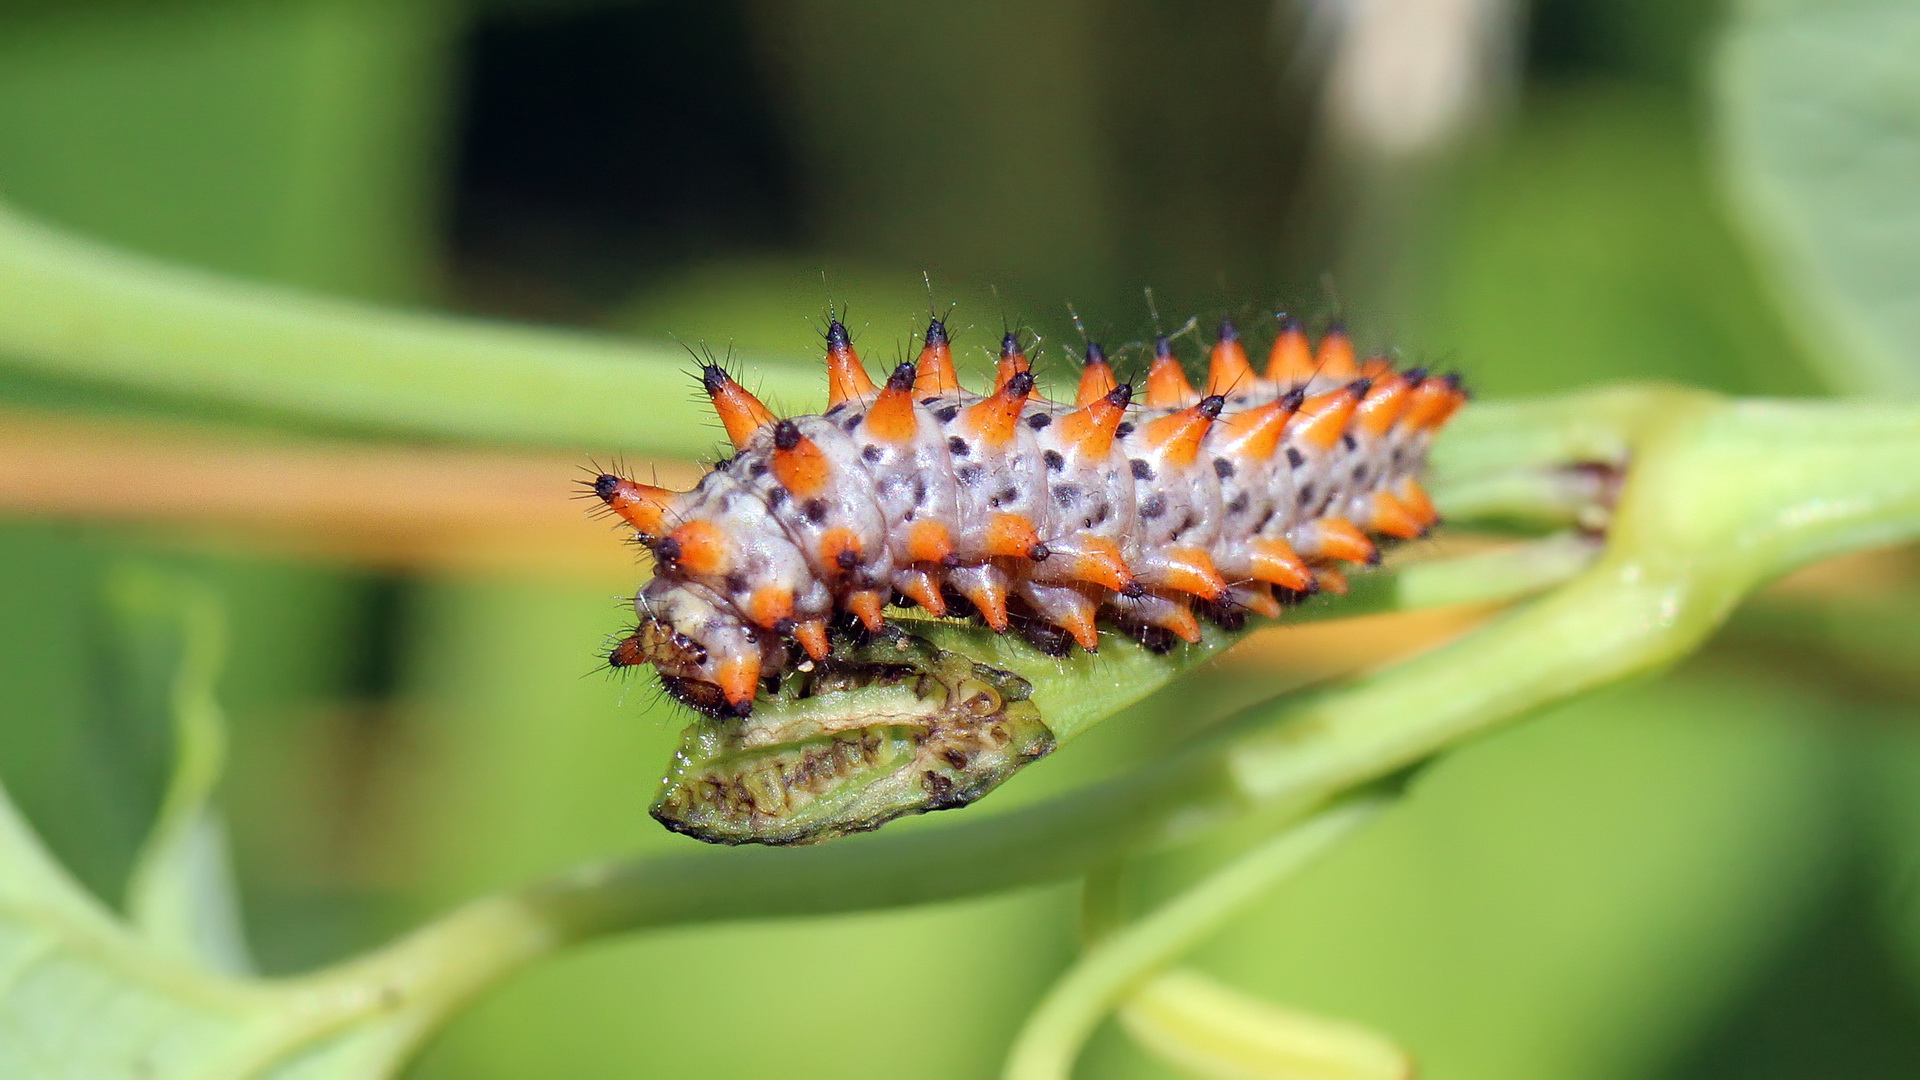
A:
[590,311,1463,719]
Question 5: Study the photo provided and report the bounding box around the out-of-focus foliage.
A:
[0,0,452,304]
[2,1,1919,1079]
[1718,0,1920,395]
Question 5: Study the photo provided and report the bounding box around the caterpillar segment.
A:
[1074,340,1119,406]
[1266,316,1315,383]
[1204,318,1257,397]
[994,330,1033,392]
[591,474,675,537]
[1144,335,1201,409]
[701,365,777,451]
[597,313,1465,716]
[823,318,875,406]
[911,316,961,396]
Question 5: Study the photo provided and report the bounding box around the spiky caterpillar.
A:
[591,312,1464,717]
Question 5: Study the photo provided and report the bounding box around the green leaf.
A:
[0,742,561,1077]
[0,569,553,1078]
[0,776,251,1077]
[1717,0,1920,393]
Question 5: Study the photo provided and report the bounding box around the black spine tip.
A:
[1276,312,1300,331]
[1403,367,1429,387]
[1107,383,1134,407]
[1218,318,1238,342]
[1006,370,1036,396]
[1198,395,1226,419]
[1028,542,1051,562]
[1154,335,1174,359]
[825,319,851,351]
[593,474,622,501]
[925,317,949,346]
[653,536,682,564]
[886,362,917,391]
[1280,386,1307,410]
[1121,581,1147,599]
[1001,330,1022,356]
[701,364,730,395]
[1326,319,1348,335]
[773,419,802,450]
[1347,378,1374,397]
[1443,372,1468,397]
[1084,341,1108,367]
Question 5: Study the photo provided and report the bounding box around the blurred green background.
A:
[2,0,1918,1076]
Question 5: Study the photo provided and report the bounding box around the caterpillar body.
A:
[592,312,1464,718]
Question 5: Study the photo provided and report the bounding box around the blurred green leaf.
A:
[0,702,400,1079]
[1718,0,1920,394]
[1417,89,1814,397]
[0,569,551,1078]
[0,0,456,302]
[0,778,246,1078]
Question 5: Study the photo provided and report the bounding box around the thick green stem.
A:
[292,390,1920,1050]
[0,200,812,454]
[1227,395,1920,812]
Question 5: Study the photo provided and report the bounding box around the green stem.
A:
[254,533,1590,1063]
[912,532,1602,748]
[513,535,1594,939]
[289,390,1920,1055]
[119,571,244,971]
[0,200,813,454]
[1119,970,1411,1080]
[1003,797,1388,1080]
[1225,396,1920,812]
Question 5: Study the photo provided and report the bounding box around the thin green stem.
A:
[1003,796,1388,1080]
[1118,970,1411,1080]
[119,571,245,971]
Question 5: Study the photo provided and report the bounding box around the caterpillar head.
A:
[625,579,771,717]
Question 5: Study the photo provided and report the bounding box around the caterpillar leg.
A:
[1018,581,1102,653]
